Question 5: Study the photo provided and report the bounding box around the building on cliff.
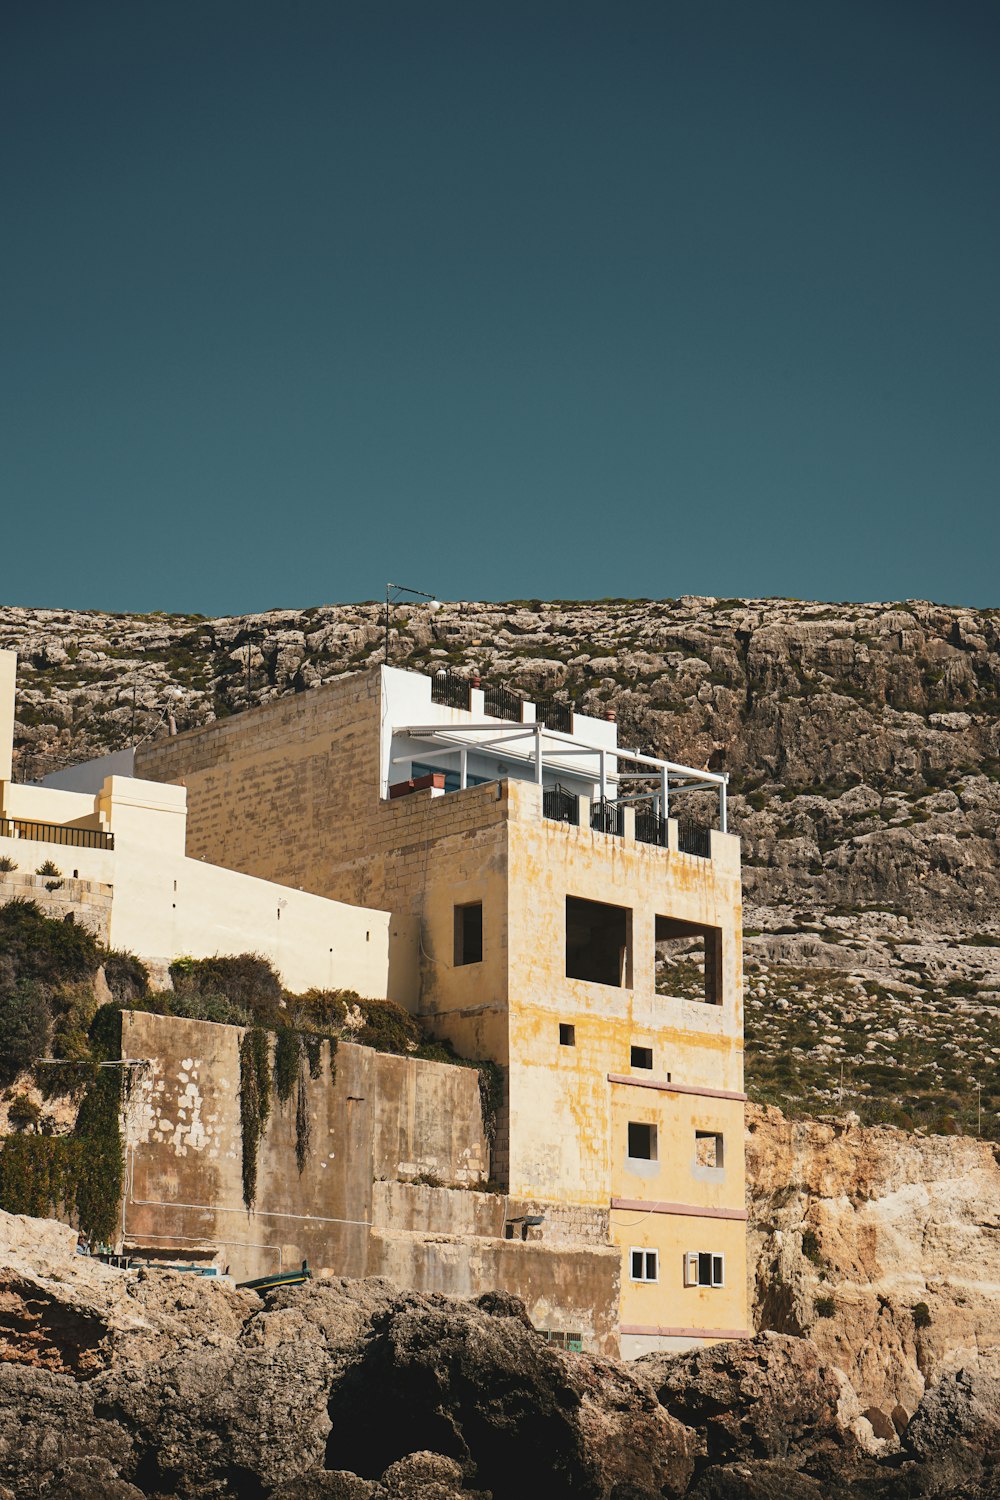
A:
[0,650,748,1356]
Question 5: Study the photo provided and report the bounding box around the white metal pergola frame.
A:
[393,722,728,831]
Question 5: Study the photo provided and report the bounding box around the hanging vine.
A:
[295,1061,311,1175]
[239,1027,272,1210]
[273,1025,300,1104]
[476,1061,503,1148]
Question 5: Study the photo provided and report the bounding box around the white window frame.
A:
[684,1251,725,1288]
[630,1247,659,1283]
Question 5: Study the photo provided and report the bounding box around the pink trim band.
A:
[621,1324,751,1340]
[607,1073,747,1102]
[611,1198,748,1221]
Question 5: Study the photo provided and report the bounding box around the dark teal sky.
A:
[3,2,998,613]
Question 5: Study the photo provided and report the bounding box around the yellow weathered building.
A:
[132,663,749,1354]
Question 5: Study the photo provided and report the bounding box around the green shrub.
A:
[36,860,61,878]
[912,1301,932,1329]
[0,899,100,987]
[353,998,422,1054]
[0,979,50,1085]
[7,1094,41,1131]
[815,1296,836,1319]
[0,856,17,874]
[801,1229,823,1265]
[102,950,149,1005]
[171,953,283,1025]
[168,990,250,1027]
[289,988,352,1033]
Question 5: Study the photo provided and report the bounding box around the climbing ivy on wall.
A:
[476,1061,503,1147]
[295,1066,310,1176]
[273,1025,300,1104]
[0,1007,125,1242]
[239,1027,272,1209]
[73,1064,125,1244]
[0,1135,81,1220]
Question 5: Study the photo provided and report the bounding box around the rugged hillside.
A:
[2,1206,1000,1500]
[3,596,1000,1133]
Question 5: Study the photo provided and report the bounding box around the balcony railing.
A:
[482,681,523,722]
[0,817,114,851]
[430,672,472,711]
[635,810,668,848]
[590,799,624,837]
[535,698,574,734]
[677,819,712,859]
[542,783,579,826]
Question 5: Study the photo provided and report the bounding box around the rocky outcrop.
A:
[746,1104,1000,1420]
[5,594,1000,920]
[4,1208,1000,1498]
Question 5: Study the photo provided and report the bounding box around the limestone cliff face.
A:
[747,1102,1000,1418]
[5,595,999,922]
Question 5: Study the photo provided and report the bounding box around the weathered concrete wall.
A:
[121,1011,619,1353]
[124,1012,489,1279]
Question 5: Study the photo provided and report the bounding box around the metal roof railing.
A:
[392,720,728,832]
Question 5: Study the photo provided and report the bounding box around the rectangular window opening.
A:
[630,1248,659,1282]
[454,902,483,966]
[695,1131,724,1169]
[627,1121,657,1161]
[631,1045,653,1070]
[566,895,632,988]
[655,915,723,1005]
[559,1023,576,1047]
[685,1251,725,1288]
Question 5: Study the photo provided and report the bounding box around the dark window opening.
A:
[695,1131,724,1169]
[631,1045,653,1070]
[566,896,631,987]
[559,1023,576,1047]
[454,903,483,966]
[627,1121,657,1160]
[655,915,723,1005]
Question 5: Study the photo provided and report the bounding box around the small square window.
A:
[627,1122,657,1161]
[630,1248,658,1282]
[559,1023,576,1047]
[454,903,483,965]
[631,1045,653,1070]
[695,1131,724,1169]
